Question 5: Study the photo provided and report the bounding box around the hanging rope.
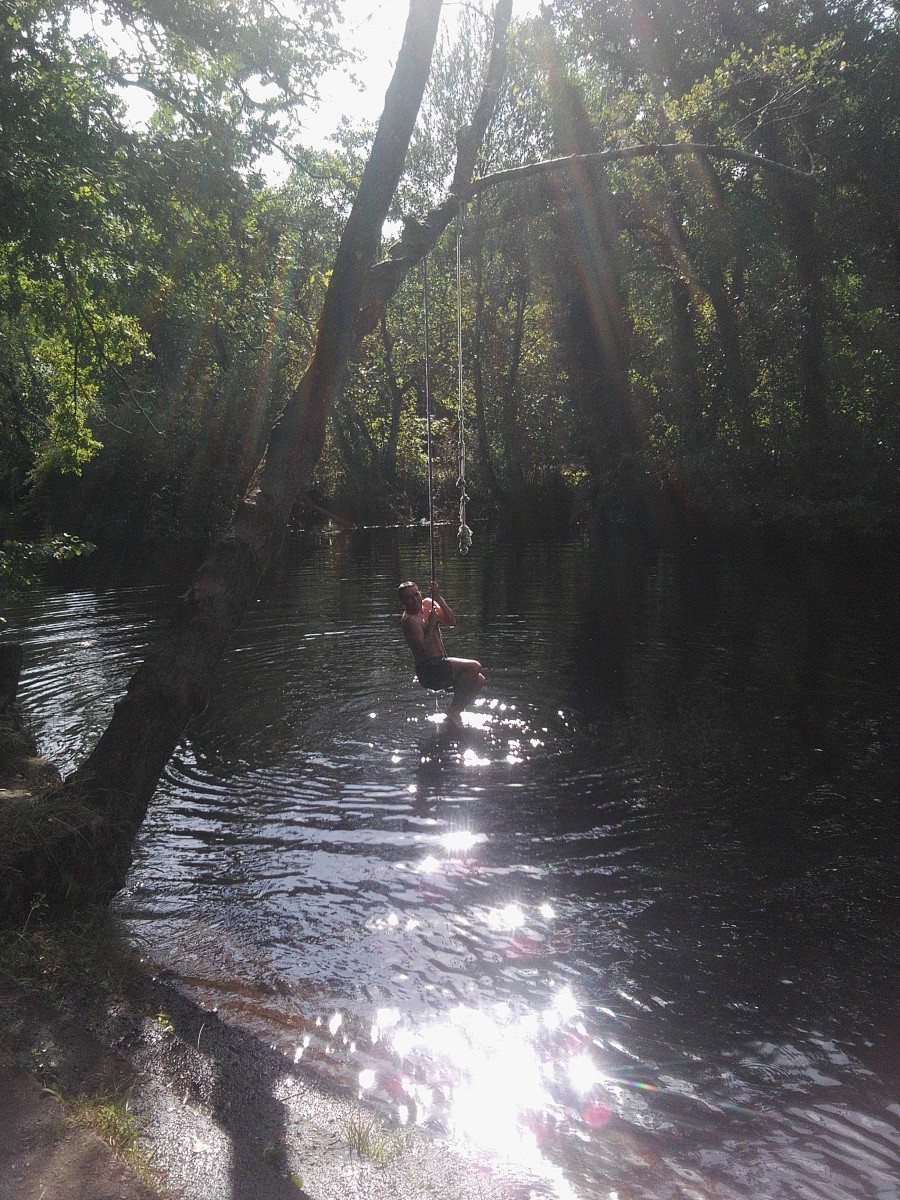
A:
[456,207,473,555]
[422,255,437,595]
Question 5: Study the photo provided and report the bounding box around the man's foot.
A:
[445,709,465,730]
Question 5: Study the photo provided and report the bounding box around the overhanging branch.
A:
[465,142,819,196]
[358,130,810,339]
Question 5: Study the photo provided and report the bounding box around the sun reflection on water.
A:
[286,783,612,1192]
[356,982,612,1194]
[462,745,491,766]
[440,830,483,854]
[487,902,526,931]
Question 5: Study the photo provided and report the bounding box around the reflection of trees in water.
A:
[572,540,898,843]
[414,733,451,809]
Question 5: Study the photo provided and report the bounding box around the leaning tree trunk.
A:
[2,0,514,919]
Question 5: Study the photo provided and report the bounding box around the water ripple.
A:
[7,535,898,1200]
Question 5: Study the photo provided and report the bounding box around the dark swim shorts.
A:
[416,656,454,691]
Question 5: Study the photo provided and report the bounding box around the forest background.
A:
[1,0,898,597]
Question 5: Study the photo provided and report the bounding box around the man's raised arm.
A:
[430,581,457,627]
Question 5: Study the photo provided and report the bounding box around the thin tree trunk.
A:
[499,276,529,508]
[659,205,704,445]
[380,313,406,489]
[706,255,756,447]
[470,200,502,502]
[690,155,758,450]
[760,141,829,461]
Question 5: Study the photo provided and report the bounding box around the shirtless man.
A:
[398,579,485,729]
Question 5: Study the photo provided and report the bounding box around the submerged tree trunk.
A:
[3,0,515,918]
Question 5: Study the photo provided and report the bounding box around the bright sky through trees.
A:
[303,0,541,149]
[83,1,540,176]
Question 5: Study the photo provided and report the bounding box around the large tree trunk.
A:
[3,0,514,918]
[539,31,641,524]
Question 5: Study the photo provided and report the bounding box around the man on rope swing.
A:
[399,579,485,730]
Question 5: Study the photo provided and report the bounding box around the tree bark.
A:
[467,143,818,195]
[355,0,513,339]
[540,30,636,490]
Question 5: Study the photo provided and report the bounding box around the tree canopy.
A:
[0,0,343,518]
[1,0,897,556]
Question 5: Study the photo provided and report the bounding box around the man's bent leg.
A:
[446,658,484,724]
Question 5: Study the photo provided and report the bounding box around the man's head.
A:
[398,580,423,612]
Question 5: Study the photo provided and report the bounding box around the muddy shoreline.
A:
[1,959,520,1200]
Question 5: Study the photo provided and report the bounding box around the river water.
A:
[7,528,899,1199]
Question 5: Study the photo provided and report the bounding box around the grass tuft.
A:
[345,1106,411,1165]
[0,900,142,1000]
[53,1085,157,1187]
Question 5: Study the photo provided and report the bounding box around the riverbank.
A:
[0,701,518,1200]
[0,942,511,1200]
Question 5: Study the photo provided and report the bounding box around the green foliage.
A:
[1,0,896,549]
[0,0,346,545]
[64,1086,145,1158]
[519,0,899,538]
[0,534,95,621]
[151,1010,174,1034]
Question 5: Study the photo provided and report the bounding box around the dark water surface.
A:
[8,529,899,1199]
